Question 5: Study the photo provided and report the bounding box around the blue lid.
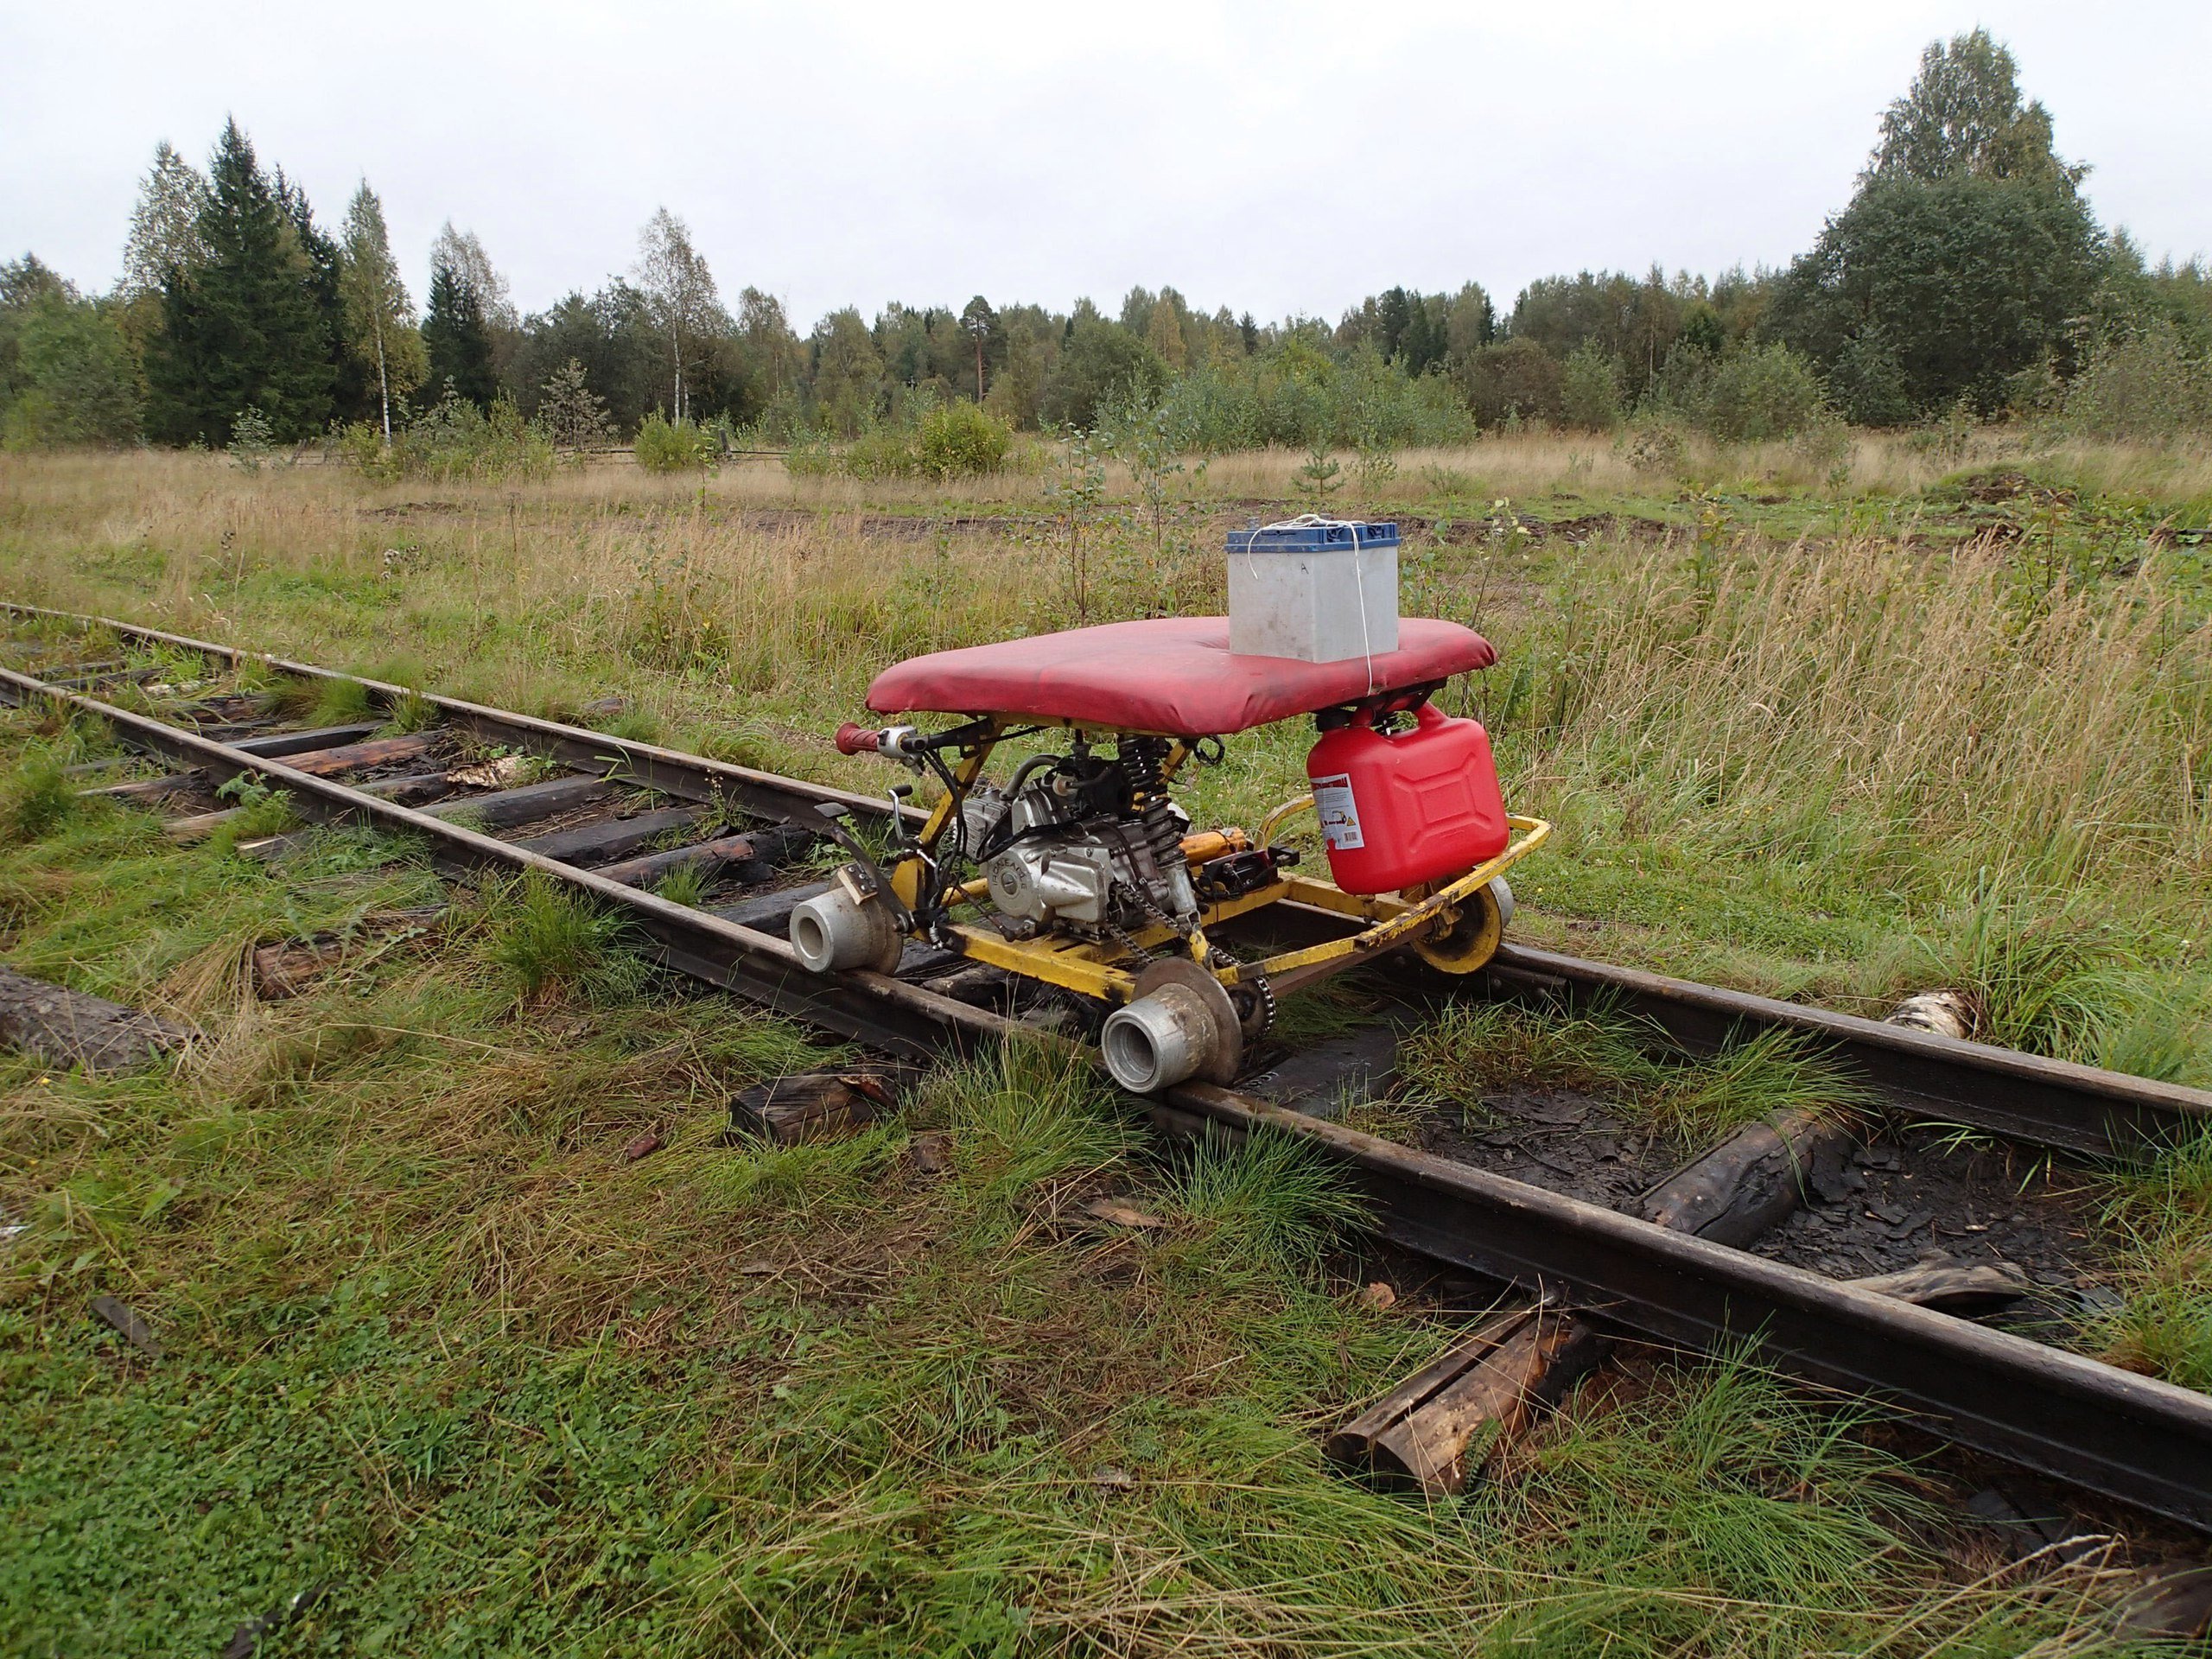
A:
[1225,520,1399,555]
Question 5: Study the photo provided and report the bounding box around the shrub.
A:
[1559,344,1625,431]
[1153,339,1474,453]
[1459,338,1563,427]
[339,389,553,482]
[1701,341,1828,441]
[839,423,921,480]
[633,410,717,474]
[917,401,1011,479]
[1617,416,1687,475]
[226,406,276,470]
[2059,321,2212,440]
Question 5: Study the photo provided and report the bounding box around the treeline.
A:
[4,29,2210,462]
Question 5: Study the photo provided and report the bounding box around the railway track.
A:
[8,600,2212,1534]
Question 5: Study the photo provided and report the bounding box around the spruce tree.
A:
[422,260,498,408]
[144,119,333,443]
[276,168,360,422]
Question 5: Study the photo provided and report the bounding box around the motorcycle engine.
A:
[962,747,1198,939]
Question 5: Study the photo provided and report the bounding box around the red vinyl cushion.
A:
[863,616,1497,736]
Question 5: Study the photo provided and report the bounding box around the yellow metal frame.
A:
[879,716,1550,1008]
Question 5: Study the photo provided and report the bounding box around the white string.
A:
[1240,512,1380,692]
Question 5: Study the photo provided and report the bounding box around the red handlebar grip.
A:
[835,721,880,755]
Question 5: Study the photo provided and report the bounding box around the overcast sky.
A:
[4,0,2206,327]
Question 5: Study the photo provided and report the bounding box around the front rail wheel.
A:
[1408,875,1512,976]
[1100,959,1243,1093]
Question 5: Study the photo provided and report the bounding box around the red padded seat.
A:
[863,616,1496,737]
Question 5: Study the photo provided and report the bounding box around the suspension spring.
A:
[1117,738,1185,870]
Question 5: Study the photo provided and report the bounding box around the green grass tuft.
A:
[607,707,662,745]
[928,1039,1134,1215]
[1402,1000,1871,1147]
[1904,887,2168,1070]
[1162,1126,1370,1273]
[307,674,377,728]
[2101,1127,2212,1391]
[485,870,639,999]
[4,743,80,839]
[650,860,710,909]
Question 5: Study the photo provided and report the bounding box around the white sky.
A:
[3,0,2207,328]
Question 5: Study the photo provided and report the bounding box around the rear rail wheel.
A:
[1408,875,1513,976]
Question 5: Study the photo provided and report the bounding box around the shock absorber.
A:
[1117,737,1189,900]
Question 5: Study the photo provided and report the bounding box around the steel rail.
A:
[0,663,971,1061]
[0,601,918,833]
[1478,944,2212,1162]
[19,601,2210,1163]
[1194,893,2212,1166]
[12,612,2212,1527]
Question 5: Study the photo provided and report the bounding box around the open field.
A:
[4,437,2212,1651]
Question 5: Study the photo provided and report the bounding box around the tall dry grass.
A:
[4,448,2207,1071]
[1516,541,2212,888]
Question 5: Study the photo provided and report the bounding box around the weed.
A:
[2101,1127,2212,1390]
[485,870,638,999]
[606,707,662,745]
[1402,1001,1869,1146]
[650,861,710,909]
[307,673,376,728]
[1662,1026,1875,1142]
[1902,887,2168,1070]
[4,743,79,839]
[210,774,298,848]
[929,1039,1133,1216]
[382,687,437,734]
[1161,1126,1370,1273]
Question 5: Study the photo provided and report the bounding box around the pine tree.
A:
[422,260,498,409]
[959,296,995,402]
[339,182,427,442]
[537,357,613,448]
[144,119,334,444]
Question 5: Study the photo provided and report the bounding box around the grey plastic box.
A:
[1225,520,1400,664]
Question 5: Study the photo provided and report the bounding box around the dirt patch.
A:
[1944,469,2077,508]
[1758,1128,2119,1338]
[1416,1089,2120,1347]
[1421,1082,1687,1210]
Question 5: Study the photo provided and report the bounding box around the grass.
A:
[486,868,641,1000]
[2101,1128,2212,1392]
[1400,1000,1875,1147]
[3,440,2210,1644]
[0,709,2149,1651]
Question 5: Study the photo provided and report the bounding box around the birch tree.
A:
[121,142,210,299]
[338,182,426,442]
[632,207,720,423]
[427,222,517,327]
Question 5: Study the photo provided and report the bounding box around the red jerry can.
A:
[1304,702,1509,895]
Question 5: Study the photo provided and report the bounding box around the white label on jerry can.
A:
[1312,773,1364,850]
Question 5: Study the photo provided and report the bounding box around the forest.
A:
[3,28,2210,474]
